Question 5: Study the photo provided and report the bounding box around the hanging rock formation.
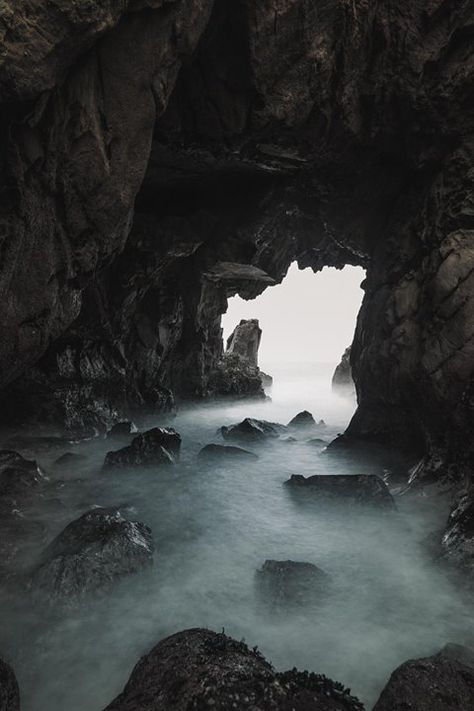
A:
[0,1,473,553]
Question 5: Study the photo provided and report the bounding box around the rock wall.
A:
[0,0,474,489]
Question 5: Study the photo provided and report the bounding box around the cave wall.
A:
[1,0,474,480]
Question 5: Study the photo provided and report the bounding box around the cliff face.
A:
[1,0,474,484]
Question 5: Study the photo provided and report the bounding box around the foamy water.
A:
[0,363,472,710]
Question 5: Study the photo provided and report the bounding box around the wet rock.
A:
[104,428,181,469]
[438,492,474,578]
[103,628,364,711]
[285,474,395,509]
[221,418,286,443]
[29,507,154,603]
[256,560,329,610]
[198,444,258,463]
[0,658,20,711]
[288,411,316,428]
[332,347,354,394]
[373,649,474,711]
[0,451,47,500]
[209,353,266,399]
[107,421,139,439]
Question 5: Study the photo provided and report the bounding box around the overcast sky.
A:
[222,264,365,368]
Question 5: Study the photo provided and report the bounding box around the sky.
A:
[221,263,365,368]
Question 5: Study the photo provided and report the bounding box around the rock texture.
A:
[0,1,473,555]
[103,628,364,711]
[332,347,354,394]
[221,418,286,443]
[288,411,317,429]
[373,648,474,711]
[285,474,395,510]
[210,319,268,399]
[104,427,181,469]
[30,508,154,603]
[256,559,329,610]
[0,658,20,711]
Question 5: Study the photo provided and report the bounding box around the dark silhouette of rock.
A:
[107,421,139,438]
[0,451,47,500]
[285,474,395,510]
[29,508,154,603]
[256,560,329,609]
[104,428,181,469]
[0,658,20,711]
[226,319,261,367]
[198,444,258,463]
[332,347,354,393]
[288,411,316,428]
[103,628,364,711]
[438,492,474,578]
[221,418,286,443]
[373,648,474,711]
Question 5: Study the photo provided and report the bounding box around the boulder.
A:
[0,451,47,501]
[103,628,364,711]
[221,418,286,443]
[0,658,20,711]
[29,507,154,603]
[332,346,354,393]
[198,444,258,463]
[373,648,474,711]
[288,411,316,428]
[104,427,181,469]
[285,474,395,509]
[256,560,329,609]
[107,421,139,438]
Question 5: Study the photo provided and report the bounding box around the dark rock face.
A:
[221,418,286,443]
[107,422,139,439]
[198,444,258,463]
[332,347,354,394]
[103,628,364,711]
[226,319,262,367]
[0,658,20,711]
[210,319,268,399]
[104,428,181,469]
[288,411,316,428]
[285,474,395,510]
[438,493,474,578]
[0,451,47,502]
[373,649,474,711]
[256,560,329,610]
[30,508,154,603]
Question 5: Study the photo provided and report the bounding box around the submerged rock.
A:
[256,560,329,609]
[332,346,354,394]
[0,658,20,711]
[285,474,395,509]
[288,411,316,428]
[104,428,181,469]
[103,628,364,711]
[30,507,154,603]
[221,418,286,443]
[198,444,258,463]
[107,421,139,439]
[373,648,474,710]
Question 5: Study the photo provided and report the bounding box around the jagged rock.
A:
[0,658,20,711]
[209,353,266,400]
[104,428,181,469]
[373,648,474,711]
[226,319,261,367]
[288,411,316,428]
[198,444,258,463]
[221,418,286,443]
[103,628,364,711]
[285,474,395,510]
[332,347,354,393]
[0,451,47,500]
[107,421,139,439]
[256,560,329,609]
[438,492,474,578]
[29,508,154,603]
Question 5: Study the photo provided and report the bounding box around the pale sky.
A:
[222,263,365,367]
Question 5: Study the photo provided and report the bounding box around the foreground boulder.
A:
[29,507,154,603]
[0,450,47,503]
[221,418,286,443]
[373,646,474,710]
[198,444,258,463]
[0,658,20,711]
[104,428,181,469]
[103,628,364,711]
[256,560,329,610]
[288,411,316,428]
[285,474,395,509]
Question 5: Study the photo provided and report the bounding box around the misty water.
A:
[1,363,473,710]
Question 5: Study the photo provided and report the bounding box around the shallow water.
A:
[1,363,473,710]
